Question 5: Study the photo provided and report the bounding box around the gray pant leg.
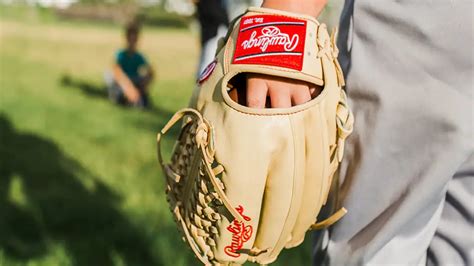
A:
[427,154,474,266]
[313,0,474,265]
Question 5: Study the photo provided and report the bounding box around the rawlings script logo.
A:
[224,205,253,258]
[241,26,299,52]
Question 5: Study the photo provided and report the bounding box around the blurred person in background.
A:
[105,20,154,108]
[225,0,263,23]
[195,0,264,76]
[195,0,229,75]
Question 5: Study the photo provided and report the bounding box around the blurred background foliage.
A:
[1,0,342,28]
[0,1,342,265]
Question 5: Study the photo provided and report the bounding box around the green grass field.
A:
[0,7,312,266]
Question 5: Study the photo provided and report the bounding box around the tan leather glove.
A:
[157,7,354,265]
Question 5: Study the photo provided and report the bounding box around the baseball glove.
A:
[156,7,354,265]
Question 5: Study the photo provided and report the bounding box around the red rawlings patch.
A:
[224,205,253,258]
[232,15,307,71]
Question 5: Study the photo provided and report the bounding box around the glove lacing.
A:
[157,108,246,265]
[310,26,354,230]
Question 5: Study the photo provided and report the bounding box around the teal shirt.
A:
[116,49,148,84]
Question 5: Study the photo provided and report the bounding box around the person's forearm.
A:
[261,0,327,17]
[112,65,135,91]
[112,64,139,101]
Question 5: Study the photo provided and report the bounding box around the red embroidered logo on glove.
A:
[233,15,307,71]
[224,205,253,258]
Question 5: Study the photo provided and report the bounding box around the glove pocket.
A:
[285,103,332,248]
[201,101,296,263]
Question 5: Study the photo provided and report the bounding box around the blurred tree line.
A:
[2,0,342,29]
[53,0,194,28]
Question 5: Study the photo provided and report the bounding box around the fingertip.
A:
[269,86,291,108]
[246,76,268,108]
[291,86,311,106]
